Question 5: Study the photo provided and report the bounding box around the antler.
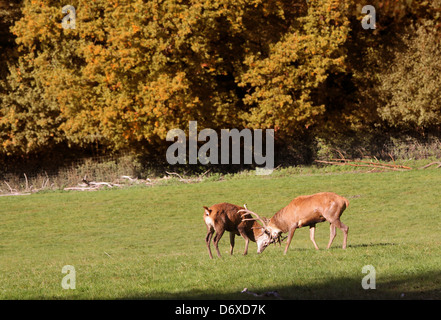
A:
[238,204,268,228]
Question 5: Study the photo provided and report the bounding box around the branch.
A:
[89,181,114,188]
[329,159,412,170]
[63,186,99,191]
[419,162,441,169]
[3,181,15,193]
[315,160,407,171]
[24,173,29,191]
[165,171,184,180]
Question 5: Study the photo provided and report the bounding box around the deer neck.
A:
[250,222,264,241]
[269,207,290,233]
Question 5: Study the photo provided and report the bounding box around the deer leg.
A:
[333,220,349,249]
[229,232,235,255]
[238,228,250,255]
[213,229,225,258]
[327,223,336,249]
[284,224,298,255]
[309,224,319,250]
[205,228,214,259]
[243,237,250,255]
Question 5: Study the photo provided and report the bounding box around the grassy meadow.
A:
[0,164,440,299]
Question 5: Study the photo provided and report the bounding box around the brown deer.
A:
[239,192,349,255]
[203,203,272,259]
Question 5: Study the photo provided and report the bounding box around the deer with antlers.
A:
[203,203,272,259]
[239,192,349,255]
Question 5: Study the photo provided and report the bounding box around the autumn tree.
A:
[239,0,350,138]
[377,20,441,135]
[1,0,440,165]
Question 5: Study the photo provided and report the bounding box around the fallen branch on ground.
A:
[330,159,412,170]
[89,181,120,188]
[419,161,441,169]
[165,171,184,180]
[121,175,137,182]
[64,180,121,191]
[314,159,412,171]
[63,186,99,191]
[165,171,209,183]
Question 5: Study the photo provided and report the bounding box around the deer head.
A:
[238,205,276,253]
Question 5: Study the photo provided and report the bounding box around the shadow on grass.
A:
[347,242,398,249]
[273,241,398,251]
[120,270,441,300]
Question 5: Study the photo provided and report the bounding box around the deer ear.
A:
[203,206,211,215]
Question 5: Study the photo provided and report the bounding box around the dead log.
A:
[315,160,406,171]
[329,158,412,170]
[419,162,441,169]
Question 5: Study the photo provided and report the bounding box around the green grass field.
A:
[0,165,440,299]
